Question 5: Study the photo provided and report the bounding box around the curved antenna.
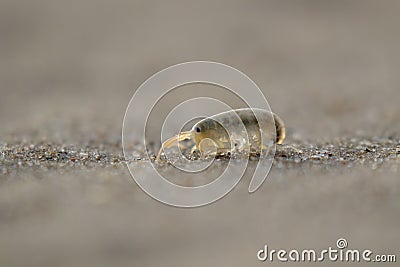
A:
[156,131,192,160]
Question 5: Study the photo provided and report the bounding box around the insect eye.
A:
[195,127,201,133]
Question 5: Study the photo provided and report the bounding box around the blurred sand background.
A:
[0,0,399,266]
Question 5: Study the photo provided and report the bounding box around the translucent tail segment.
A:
[273,113,286,144]
[156,131,192,160]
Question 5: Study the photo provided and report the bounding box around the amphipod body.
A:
[157,108,285,160]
